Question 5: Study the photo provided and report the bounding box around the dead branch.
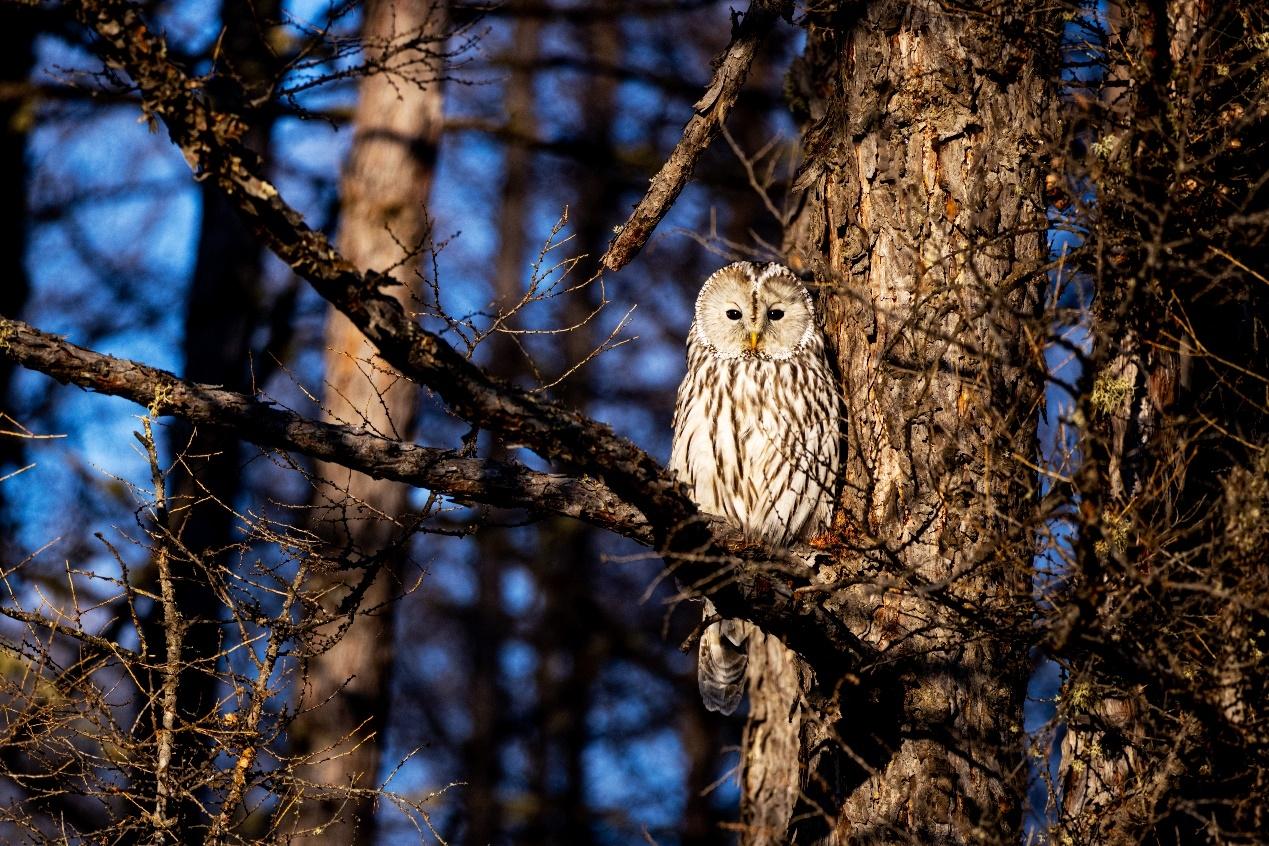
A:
[136,420,179,839]
[600,0,790,271]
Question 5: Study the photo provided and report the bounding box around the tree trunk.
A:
[289,2,445,843]
[1057,2,1269,842]
[775,2,1054,842]
[521,13,622,841]
[740,633,802,843]
[457,9,536,843]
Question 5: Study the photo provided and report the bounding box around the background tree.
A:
[1053,2,1269,842]
[0,1,37,560]
[286,2,446,843]
[144,1,282,836]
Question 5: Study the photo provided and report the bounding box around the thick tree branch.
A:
[0,316,651,542]
[601,0,789,271]
[2,314,870,668]
[72,0,696,538]
[60,0,873,670]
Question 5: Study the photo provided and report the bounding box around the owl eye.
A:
[725,309,742,320]
[767,308,785,321]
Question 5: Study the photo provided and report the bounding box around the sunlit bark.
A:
[777,3,1054,841]
[289,2,446,843]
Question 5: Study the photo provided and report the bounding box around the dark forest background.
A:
[2,1,799,842]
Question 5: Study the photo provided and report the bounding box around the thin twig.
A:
[137,419,181,841]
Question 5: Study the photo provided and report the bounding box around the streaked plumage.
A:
[669,262,840,714]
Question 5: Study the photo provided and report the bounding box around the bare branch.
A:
[47,0,874,671]
[0,316,651,542]
[600,0,790,271]
[136,420,179,839]
[68,0,695,541]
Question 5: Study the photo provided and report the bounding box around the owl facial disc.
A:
[690,262,818,361]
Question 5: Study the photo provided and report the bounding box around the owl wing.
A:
[672,349,757,712]
[670,349,732,518]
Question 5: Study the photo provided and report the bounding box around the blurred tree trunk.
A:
[520,12,621,843]
[0,2,36,563]
[456,8,537,845]
[680,704,733,846]
[289,1,445,844]
[775,2,1053,842]
[148,0,279,838]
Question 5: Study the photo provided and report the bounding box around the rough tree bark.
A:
[289,2,445,843]
[775,2,1054,842]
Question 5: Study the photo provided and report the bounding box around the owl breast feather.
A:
[669,341,839,548]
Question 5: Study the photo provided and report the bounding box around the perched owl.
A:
[669,262,840,714]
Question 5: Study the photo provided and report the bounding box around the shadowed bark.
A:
[459,8,535,841]
[0,1,35,565]
[1056,2,1269,842]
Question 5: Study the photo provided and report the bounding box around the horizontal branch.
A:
[0,317,653,543]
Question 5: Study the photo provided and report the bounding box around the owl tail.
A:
[698,599,751,714]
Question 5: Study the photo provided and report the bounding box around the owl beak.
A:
[748,330,761,352]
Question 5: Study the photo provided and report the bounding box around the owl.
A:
[670,262,840,714]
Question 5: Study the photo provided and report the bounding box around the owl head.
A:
[691,262,818,361]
